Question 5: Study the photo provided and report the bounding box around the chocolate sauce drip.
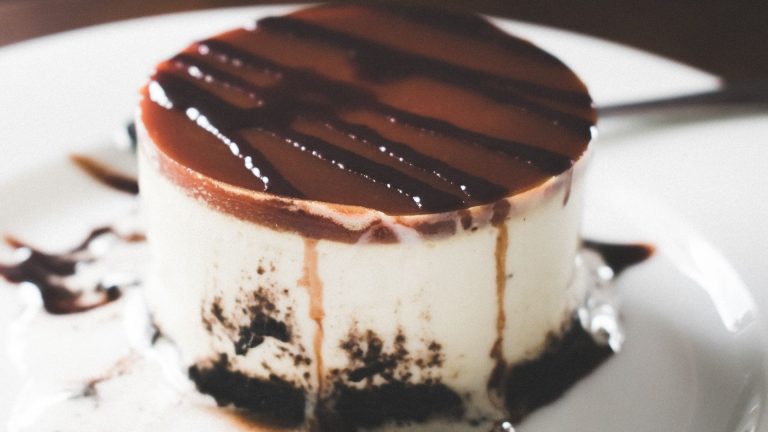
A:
[70,154,139,195]
[188,354,306,427]
[141,4,594,215]
[0,227,142,314]
[488,222,509,402]
[300,239,327,423]
[583,240,655,276]
[502,318,613,424]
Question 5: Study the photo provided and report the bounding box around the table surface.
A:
[1,0,766,82]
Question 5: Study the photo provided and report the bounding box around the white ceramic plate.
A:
[0,5,766,431]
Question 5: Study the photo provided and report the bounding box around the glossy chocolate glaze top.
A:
[140,4,595,215]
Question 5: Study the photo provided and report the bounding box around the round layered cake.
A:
[138,4,597,431]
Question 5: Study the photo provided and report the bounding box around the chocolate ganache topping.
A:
[140,4,595,216]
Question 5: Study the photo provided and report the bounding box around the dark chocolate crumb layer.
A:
[180,242,652,430]
[188,354,306,427]
[186,316,616,431]
[503,317,613,424]
[326,382,464,430]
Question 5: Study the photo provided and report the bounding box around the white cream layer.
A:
[139,143,588,428]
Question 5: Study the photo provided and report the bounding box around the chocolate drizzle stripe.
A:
[196,40,574,174]
[172,53,506,201]
[373,103,574,174]
[321,119,507,201]
[257,16,592,109]
[275,129,465,210]
[255,16,594,137]
[154,72,467,211]
[151,73,303,198]
[369,5,566,66]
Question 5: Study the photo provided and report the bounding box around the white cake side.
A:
[139,134,588,429]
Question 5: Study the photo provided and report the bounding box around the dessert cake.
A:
[137,4,598,430]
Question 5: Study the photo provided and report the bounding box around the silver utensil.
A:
[598,80,768,117]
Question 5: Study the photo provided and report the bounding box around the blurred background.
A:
[1,0,766,81]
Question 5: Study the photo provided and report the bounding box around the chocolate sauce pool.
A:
[141,4,595,215]
[583,240,655,276]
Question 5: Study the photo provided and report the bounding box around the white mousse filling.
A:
[139,141,588,428]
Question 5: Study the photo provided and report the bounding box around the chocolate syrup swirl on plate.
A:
[140,4,595,215]
[70,154,139,195]
[0,227,143,314]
